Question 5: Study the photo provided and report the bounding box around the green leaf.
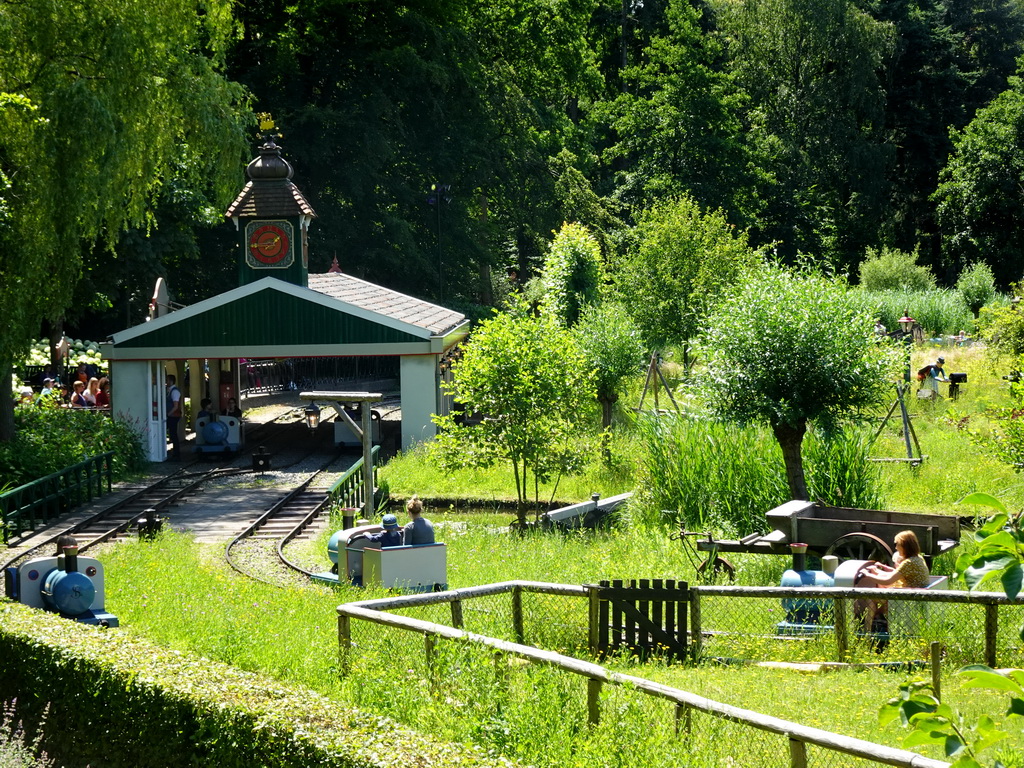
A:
[944,734,967,758]
[960,667,1023,694]
[904,729,950,747]
[1003,563,1024,599]
[960,492,1009,515]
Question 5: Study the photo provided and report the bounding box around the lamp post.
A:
[427,183,450,301]
[304,403,321,430]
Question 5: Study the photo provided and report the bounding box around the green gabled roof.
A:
[108,278,467,360]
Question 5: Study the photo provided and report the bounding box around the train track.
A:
[223,456,354,586]
[0,407,334,583]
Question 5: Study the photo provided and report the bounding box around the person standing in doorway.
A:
[166,374,183,460]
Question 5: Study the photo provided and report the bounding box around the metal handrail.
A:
[0,452,114,542]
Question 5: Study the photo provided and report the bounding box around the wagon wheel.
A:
[824,532,894,564]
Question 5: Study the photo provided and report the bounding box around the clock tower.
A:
[225,136,316,288]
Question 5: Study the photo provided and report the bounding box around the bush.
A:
[0,603,513,768]
[632,415,883,534]
[0,408,146,487]
[850,288,976,336]
[858,246,936,292]
[956,262,997,316]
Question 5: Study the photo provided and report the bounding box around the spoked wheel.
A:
[825,532,894,564]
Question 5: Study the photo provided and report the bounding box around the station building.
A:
[103,136,469,461]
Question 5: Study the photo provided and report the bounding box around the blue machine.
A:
[195,414,242,454]
[775,547,835,635]
[5,547,118,627]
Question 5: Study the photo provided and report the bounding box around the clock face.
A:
[245,221,294,268]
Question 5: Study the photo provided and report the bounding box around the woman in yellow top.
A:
[855,530,930,630]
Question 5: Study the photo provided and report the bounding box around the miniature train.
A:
[311,524,447,592]
[195,414,242,454]
[5,541,118,627]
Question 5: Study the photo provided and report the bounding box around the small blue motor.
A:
[6,545,118,627]
[777,546,836,635]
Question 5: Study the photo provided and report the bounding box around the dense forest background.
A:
[5,0,1024,342]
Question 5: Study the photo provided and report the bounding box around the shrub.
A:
[541,222,604,327]
[0,603,513,768]
[858,246,936,292]
[956,261,997,316]
[0,408,146,487]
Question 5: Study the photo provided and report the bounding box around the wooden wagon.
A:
[693,499,960,563]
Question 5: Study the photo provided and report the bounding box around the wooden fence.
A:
[337,581,950,768]
[0,452,113,542]
[588,579,688,660]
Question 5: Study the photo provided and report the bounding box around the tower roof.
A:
[224,137,316,219]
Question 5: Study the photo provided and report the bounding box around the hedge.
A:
[0,602,516,768]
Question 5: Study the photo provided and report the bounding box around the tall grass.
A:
[850,288,976,336]
[631,415,883,534]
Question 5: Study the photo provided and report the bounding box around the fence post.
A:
[512,585,524,644]
[788,736,808,768]
[587,678,602,725]
[675,703,691,735]
[587,584,600,657]
[689,589,702,662]
[338,614,351,674]
[985,602,998,668]
[931,641,942,701]
[834,597,848,662]
[450,598,464,629]
[425,632,437,672]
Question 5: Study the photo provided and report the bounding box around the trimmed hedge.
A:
[0,603,515,768]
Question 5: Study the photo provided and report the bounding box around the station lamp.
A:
[304,403,321,430]
[897,314,915,335]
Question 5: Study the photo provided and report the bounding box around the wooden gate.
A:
[587,579,689,661]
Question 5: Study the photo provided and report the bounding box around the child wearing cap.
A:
[366,514,404,548]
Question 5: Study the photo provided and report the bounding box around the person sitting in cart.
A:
[855,530,930,630]
[366,514,404,548]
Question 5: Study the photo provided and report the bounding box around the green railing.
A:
[328,446,380,512]
[0,452,114,543]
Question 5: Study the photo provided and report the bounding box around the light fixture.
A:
[304,403,321,430]
[898,314,915,334]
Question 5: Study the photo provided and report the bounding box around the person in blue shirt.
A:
[366,514,404,548]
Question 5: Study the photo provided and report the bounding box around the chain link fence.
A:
[337,583,953,767]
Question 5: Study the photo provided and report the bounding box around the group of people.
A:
[366,496,435,548]
[22,375,111,409]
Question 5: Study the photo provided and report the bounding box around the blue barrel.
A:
[780,568,834,624]
[41,569,95,616]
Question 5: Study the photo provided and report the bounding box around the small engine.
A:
[5,544,118,627]
[776,545,836,635]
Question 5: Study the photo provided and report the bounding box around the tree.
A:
[614,195,760,361]
[957,262,997,317]
[541,222,605,327]
[601,0,754,219]
[858,247,937,292]
[574,302,646,431]
[432,300,596,525]
[0,0,249,440]
[700,265,900,500]
[712,0,895,265]
[935,73,1024,288]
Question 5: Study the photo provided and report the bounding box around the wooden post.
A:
[675,703,691,735]
[361,404,374,520]
[930,641,941,702]
[834,597,848,662]
[985,603,998,668]
[338,614,351,674]
[690,589,702,662]
[512,585,525,644]
[789,736,808,768]
[587,677,602,725]
[425,632,437,672]
[450,598,464,629]
[587,584,601,657]
[494,651,506,684]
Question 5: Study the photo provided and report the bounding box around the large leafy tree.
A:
[712,0,895,266]
[541,222,605,327]
[935,72,1024,288]
[432,300,596,525]
[700,265,900,500]
[614,195,760,362]
[574,301,646,432]
[602,0,754,220]
[0,0,249,440]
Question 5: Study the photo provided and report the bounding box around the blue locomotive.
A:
[195,414,242,454]
[5,539,118,627]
